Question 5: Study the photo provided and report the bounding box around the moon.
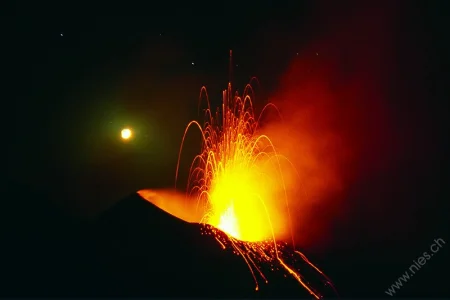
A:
[121,128,132,140]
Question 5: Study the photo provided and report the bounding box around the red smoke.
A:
[263,1,429,252]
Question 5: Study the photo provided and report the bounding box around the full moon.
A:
[121,128,132,140]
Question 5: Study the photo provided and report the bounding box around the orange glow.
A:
[156,80,338,298]
[205,149,285,242]
[138,189,203,223]
[176,83,289,243]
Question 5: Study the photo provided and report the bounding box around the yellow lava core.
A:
[171,80,337,298]
[178,83,286,243]
[217,202,240,239]
[207,161,277,242]
[121,128,132,140]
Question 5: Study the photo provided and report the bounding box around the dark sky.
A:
[4,0,450,232]
[4,1,315,214]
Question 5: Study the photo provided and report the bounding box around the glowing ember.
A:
[171,79,337,298]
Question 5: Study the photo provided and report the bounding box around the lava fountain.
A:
[140,78,337,298]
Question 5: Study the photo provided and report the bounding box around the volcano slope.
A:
[1,184,318,298]
[92,192,319,298]
[1,182,92,296]
[2,183,447,297]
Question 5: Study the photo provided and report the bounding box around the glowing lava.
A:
[218,203,240,239]
[171,80,337,298]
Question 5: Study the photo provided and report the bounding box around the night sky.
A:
[5,2,314,213]
[3,0,450,296]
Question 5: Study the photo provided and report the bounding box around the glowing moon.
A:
[121,128,132,140]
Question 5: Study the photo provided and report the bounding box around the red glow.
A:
[265,0,427,250]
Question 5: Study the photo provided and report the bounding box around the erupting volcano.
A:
[140,75,337,298]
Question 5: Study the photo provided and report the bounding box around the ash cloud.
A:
[261,0,432,251]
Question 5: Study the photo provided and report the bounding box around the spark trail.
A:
[175,79,337,298]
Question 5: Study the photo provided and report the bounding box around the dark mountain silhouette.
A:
[2,181,447,297]
[1,184,315,297]
[93,192,256,297]
[92,192,322,297]
[1,181,91,296]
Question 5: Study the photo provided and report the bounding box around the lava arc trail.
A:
[159,78,337,299]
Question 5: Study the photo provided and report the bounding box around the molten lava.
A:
[177,82,289,243]
[171,80,337,298]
